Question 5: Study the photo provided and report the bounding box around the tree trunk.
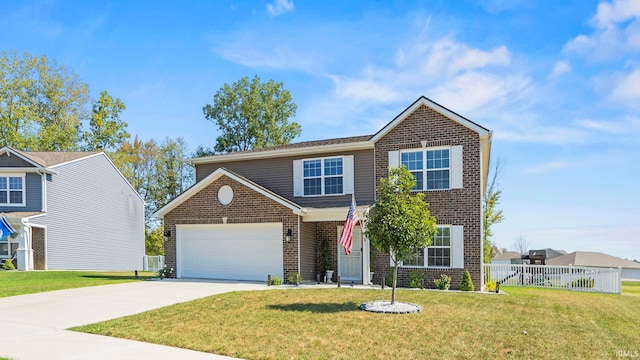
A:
[391,260,398,305]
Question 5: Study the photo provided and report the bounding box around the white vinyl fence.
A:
[484,264,622,294]
[143,255,164,272]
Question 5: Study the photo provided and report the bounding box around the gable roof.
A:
[547,251,640,269]
[18,150,100,167]
[0,146,99,169]
[187,135,374,165]
[153,167,305,219]
[370,96,491,142]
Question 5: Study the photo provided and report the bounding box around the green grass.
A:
[74,284,640,360]
[623,280,640,296]
[0,271,155,298]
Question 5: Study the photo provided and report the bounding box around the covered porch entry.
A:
[1,213,46,270]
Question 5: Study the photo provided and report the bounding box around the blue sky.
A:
[2,0,639,260]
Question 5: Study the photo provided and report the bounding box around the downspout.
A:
[297,215,301,276]
[480,138,484,290]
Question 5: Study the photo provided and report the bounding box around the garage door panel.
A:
[177,223,283,281]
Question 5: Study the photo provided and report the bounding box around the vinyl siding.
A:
[300,221,317,281]
[0,173,42,212]
[31,154,144,270]
[0,153,35,167]
[195,149,375,208]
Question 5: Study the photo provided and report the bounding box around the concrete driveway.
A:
[1,279,268,360]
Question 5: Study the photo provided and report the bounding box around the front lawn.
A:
[74,285,640,359]
[0,271,155,298]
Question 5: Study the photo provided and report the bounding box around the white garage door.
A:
[177,223,283,281]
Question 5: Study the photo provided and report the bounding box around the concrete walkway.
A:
[0,279,268,360]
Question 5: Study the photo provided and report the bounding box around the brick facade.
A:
[373,104,483,289]
[32,227,46,270]
[163,175,300,280]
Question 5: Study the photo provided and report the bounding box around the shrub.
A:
[288,272,302,284]
[571,277,595,288]
[2,259,15,270]
[459,270,474,291]
[267,275,283,286]
[409,270,423,288]
[158,264,173,279]
[385,272,394,287]
[434,274,451,290]
[485,281,497,292]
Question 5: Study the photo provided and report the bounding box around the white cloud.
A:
[330,75,401,103]
[266,0,294,17]
[521,160,574,175]
[430,71,530,115]
[611,67,640,102]
[397,38,511,77]
[564,0,640,59]
[593,0,640,29]
[549,61,571,79]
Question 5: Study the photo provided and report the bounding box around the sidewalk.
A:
[1,279,267,360]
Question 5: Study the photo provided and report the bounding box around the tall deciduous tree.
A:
[365,166,437,304]
[203,75,300,153]
[111,136,194,254]
[84,90,129,151]
[0,51,90,150]
[483,157,505,263]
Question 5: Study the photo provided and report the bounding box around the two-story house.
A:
[154,96,492,289]
[0,147,145,271]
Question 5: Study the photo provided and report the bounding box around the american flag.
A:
[339,198,359,255]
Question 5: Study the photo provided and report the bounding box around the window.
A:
[402,227,451,268]
[401,149,449,190]
[0,238,18,258]
[428,227,451,267]
[302,157,343,196]
[0,175,25,206]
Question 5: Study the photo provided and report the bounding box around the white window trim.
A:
[400,225,464,269]
[294,155,354,197]
[390,145,463,191]
[0,173,26,207]
[400,146,451,191]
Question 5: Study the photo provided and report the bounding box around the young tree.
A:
[483,157,505,263]
[84,90,129,151]
[0,51,90,151]
[365,166,437,304]
[203,75,300,152]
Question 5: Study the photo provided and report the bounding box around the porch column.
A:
[16,223,33,271]
[362,237,371,285]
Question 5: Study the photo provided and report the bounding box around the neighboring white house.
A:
[547,251,640,281]
[0,147,145,271]
[490,251,523,265]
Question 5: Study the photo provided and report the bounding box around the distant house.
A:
[547,251,640,281]
[490,251,523,265]
[521,248,567,265]
[490,249,567,265]
[0,147,145,271]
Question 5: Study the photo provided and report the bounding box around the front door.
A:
[338,226,363,283]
